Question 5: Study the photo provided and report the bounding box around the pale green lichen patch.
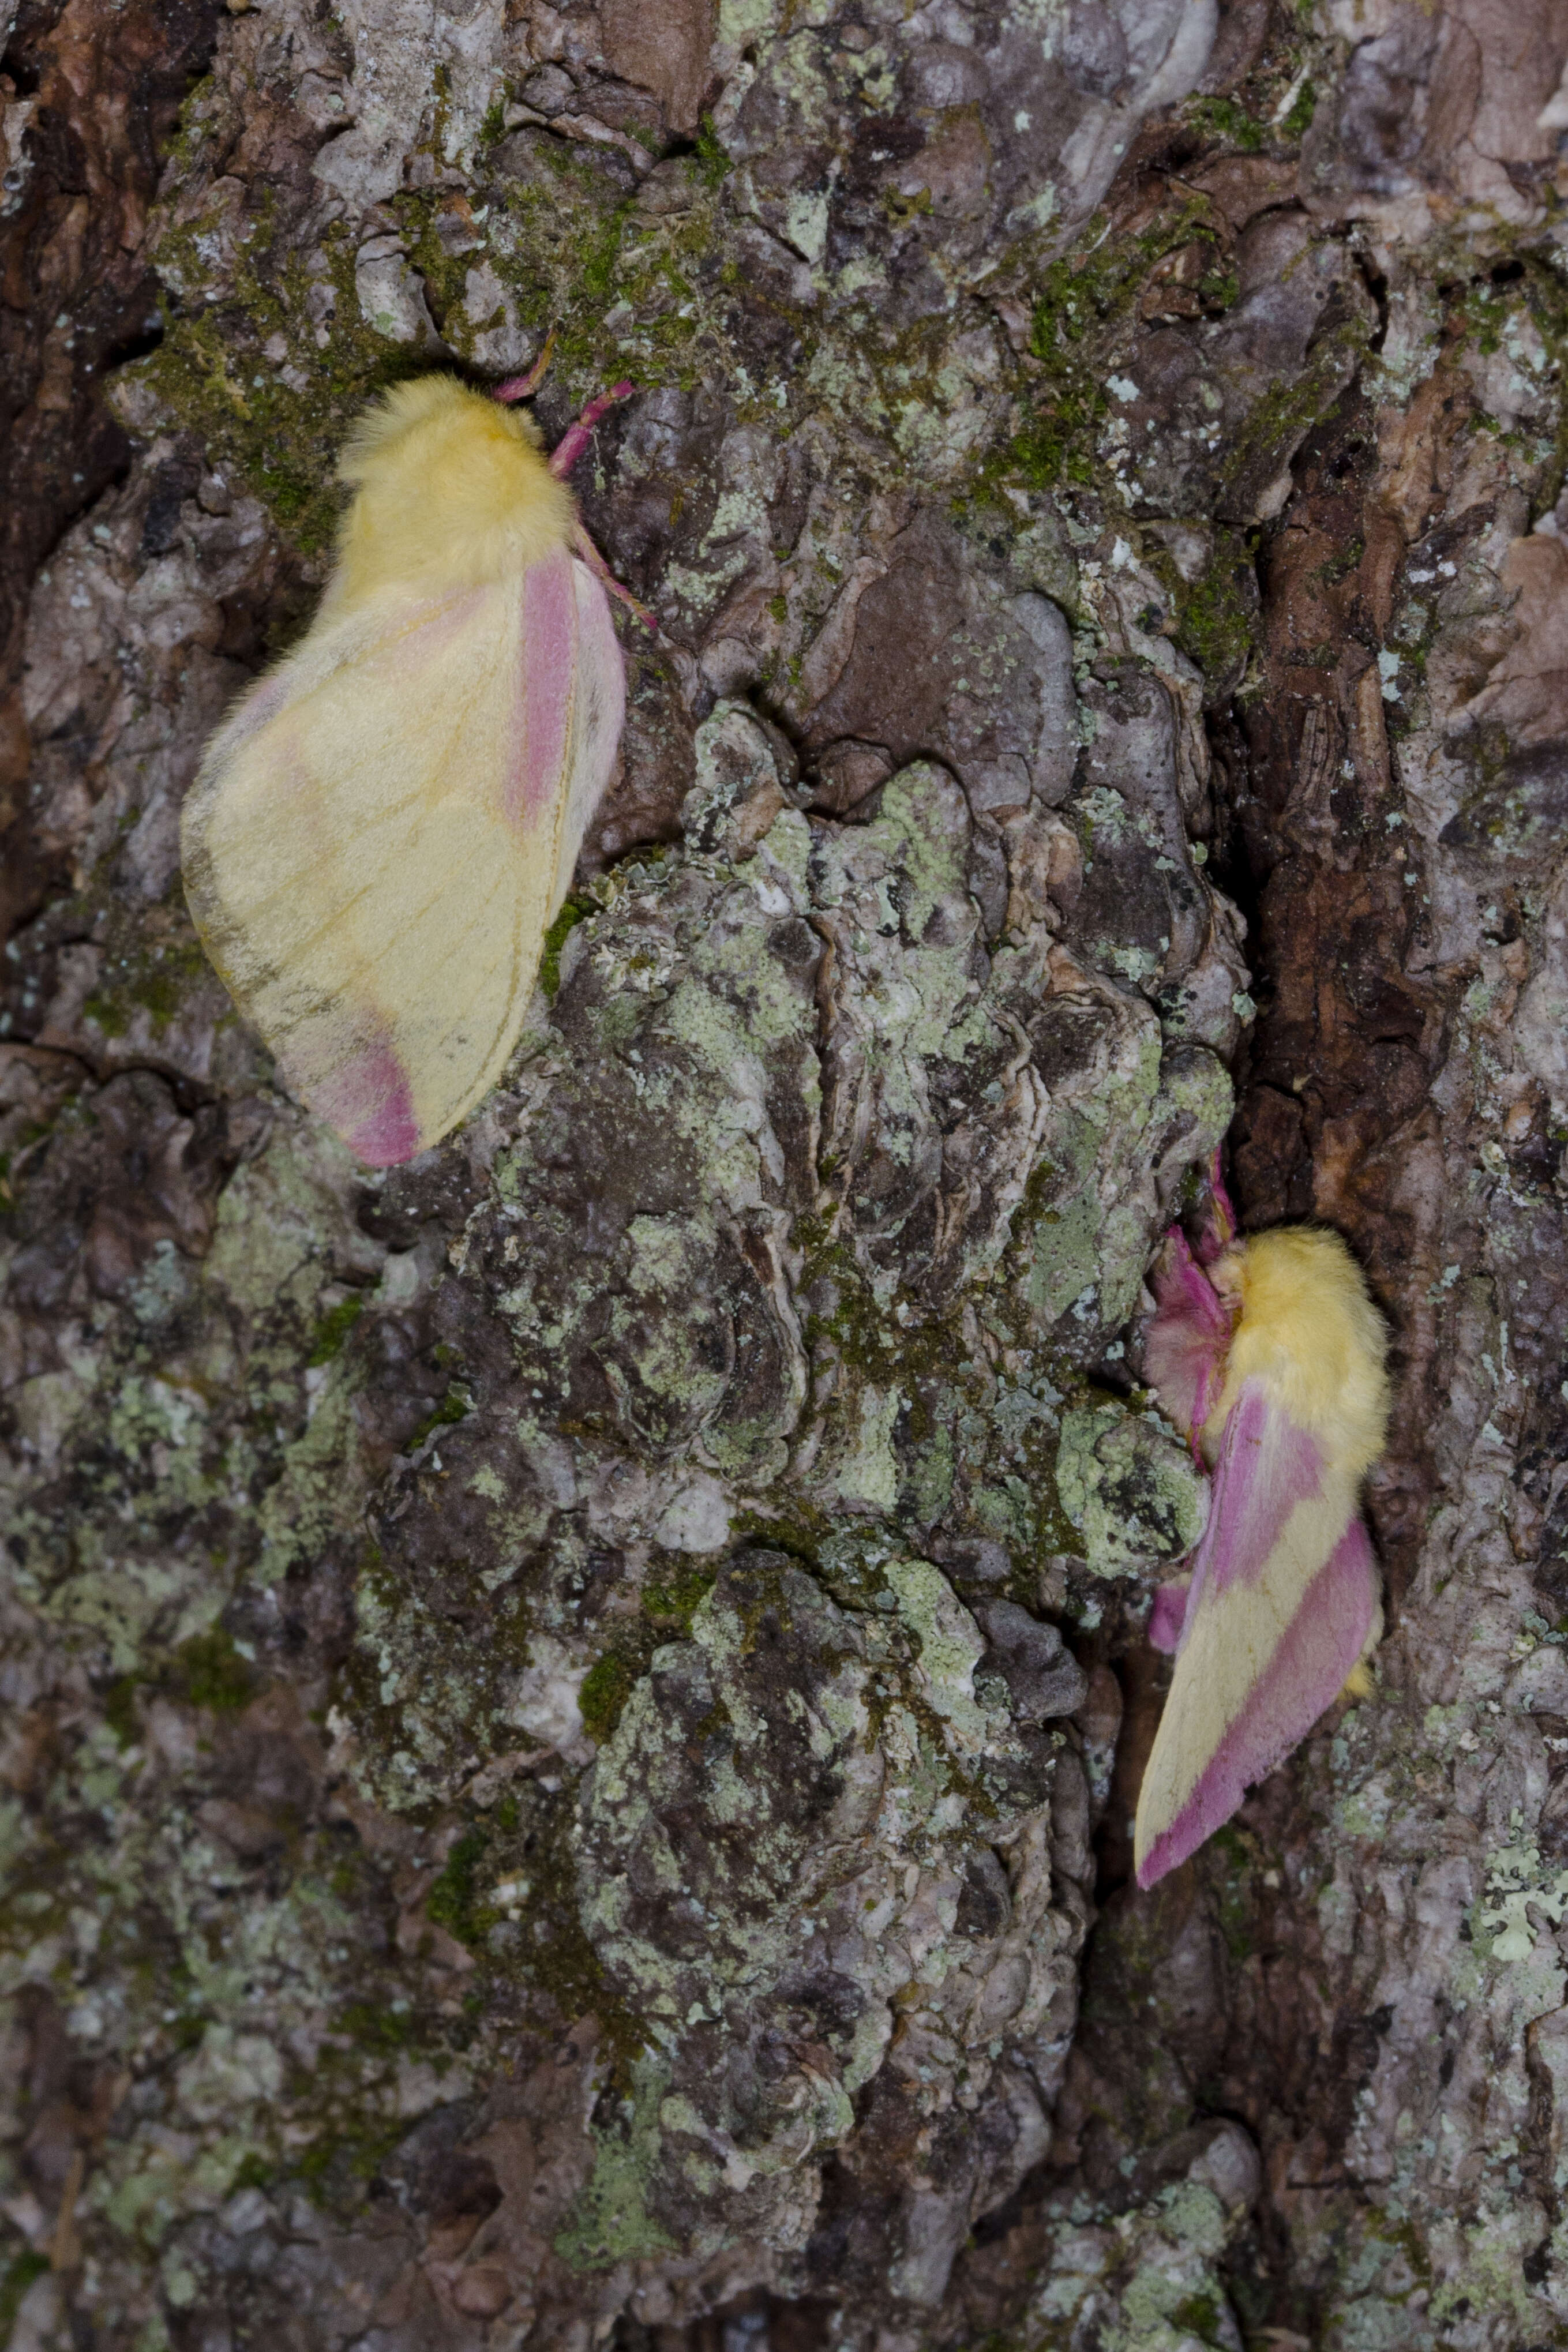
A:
[554,2054,677,2270]
[567,1547,1080,2259]
[1479,1810,1568,1964]
[884,1555,988,1746]
[1021,2162,1258,2350]
[125,50,1027,572]
[1056,1401,1207,1577]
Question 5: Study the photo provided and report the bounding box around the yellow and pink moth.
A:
[182,360,649,1166]
[1134,1160,1389,1888]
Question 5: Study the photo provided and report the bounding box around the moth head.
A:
[331,374,577,606]
[1207,1244,1248,1316]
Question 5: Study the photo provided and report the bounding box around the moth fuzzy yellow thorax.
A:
[329,376,578,610]
[1203,1226,1389,1476]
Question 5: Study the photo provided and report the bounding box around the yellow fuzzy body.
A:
[327,376,577,613]
[1202,1226,1389,1477]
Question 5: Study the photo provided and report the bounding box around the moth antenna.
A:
[575,519,657,636]
[492,332,557,405]
[1195,1146,1239,1264]
[549,380,635,481]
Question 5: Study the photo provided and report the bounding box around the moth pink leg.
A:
[575,519,656,635]
[493,359,654,631]
[492,333,557,406]
[548,381,635,481]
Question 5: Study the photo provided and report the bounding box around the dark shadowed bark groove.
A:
[0,0,227,937]
[2,1,1568,2347]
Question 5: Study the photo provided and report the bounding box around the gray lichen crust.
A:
[569,1548,1087,2284]
[2,0,1567,2344]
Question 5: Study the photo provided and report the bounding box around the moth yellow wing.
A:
[1134,1378,1380,1888]
[183,549,624,1163]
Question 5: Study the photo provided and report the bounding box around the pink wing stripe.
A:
[314,1037,421,1169]
[1181,1382,1323,1609]
[1146,1228,1233,1445]
[506,548,577,830]
[1136,1511,1379,1887]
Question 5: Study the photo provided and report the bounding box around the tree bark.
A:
[2,0,1566,2346]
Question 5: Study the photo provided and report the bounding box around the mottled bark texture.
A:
[1,0,1566,2343]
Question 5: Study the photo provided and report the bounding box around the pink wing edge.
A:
[1135,1380,1381,1890]
[311,1029,421,1169]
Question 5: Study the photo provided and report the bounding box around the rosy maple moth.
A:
[1134,1160,1389,1888]
[182,361,649,1167]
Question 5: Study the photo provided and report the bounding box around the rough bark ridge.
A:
[0,0,1566,2344]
